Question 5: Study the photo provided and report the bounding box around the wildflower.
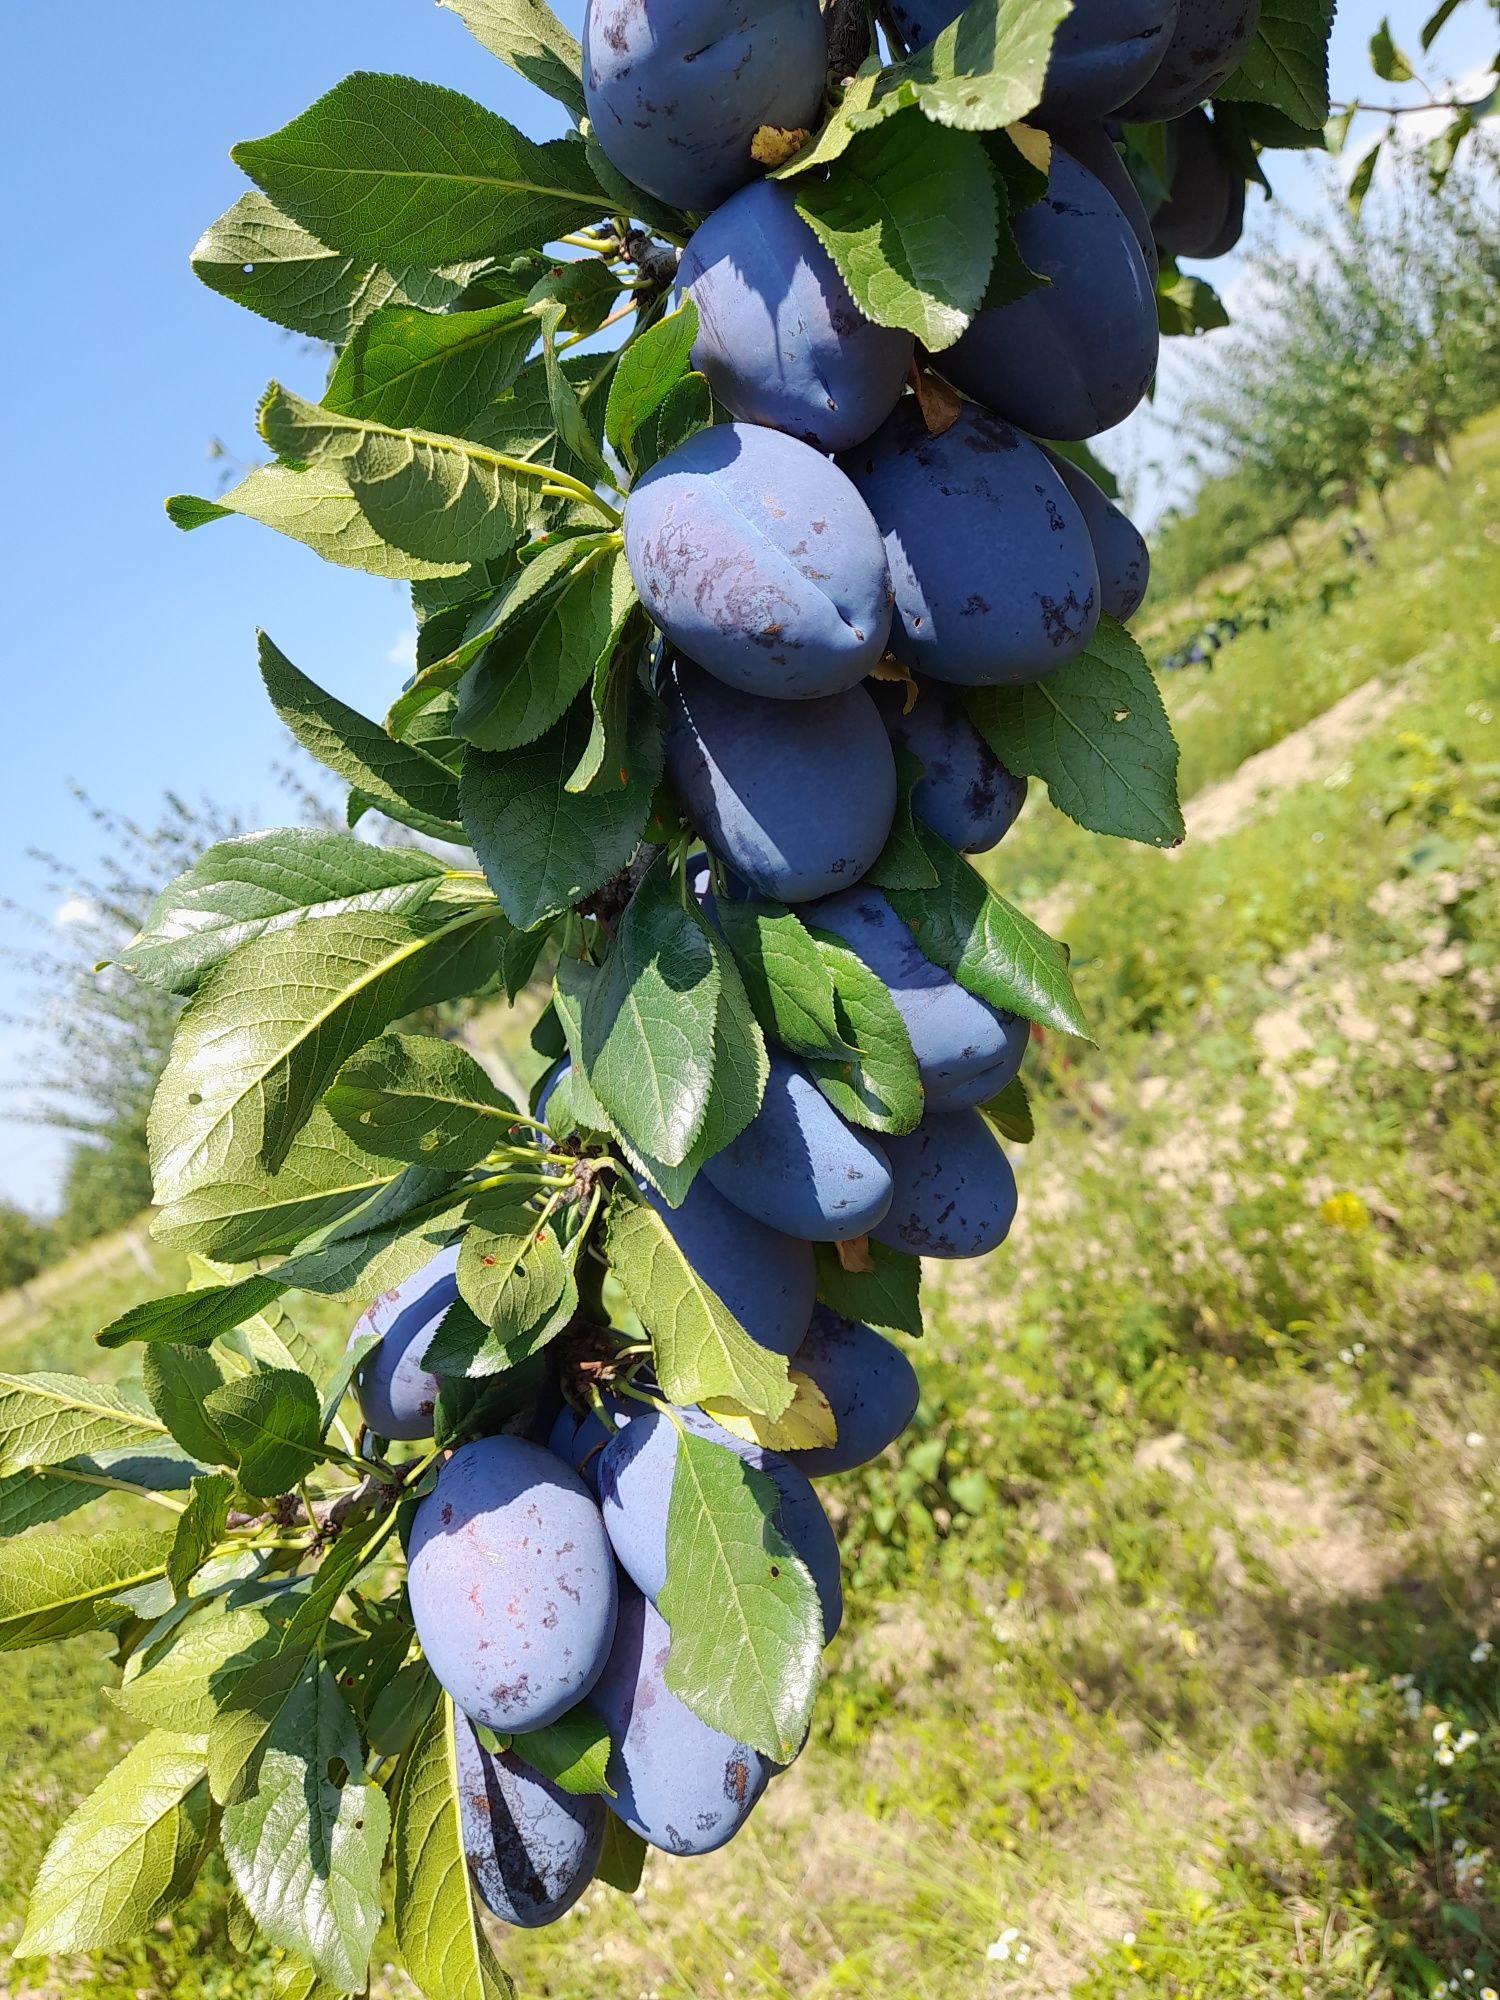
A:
[1467,1433,1485,1448]
[1122,1932,1137,1946]
[987,1928,1020,1962]
[1480,1987,1496,1998]
[1473,1641,1494,1663]
[1438,1747,1457,1766]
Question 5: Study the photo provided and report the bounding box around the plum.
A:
[349,1243,458,1440]
[453,1711,605,1927]
[547,1399,631,1496]
[869,1108,1017,1258]
[1117,0,1262,122]
[678,179,913,452]
[787,1306,921,1475]
[624,422,892,701]
[1152,111,1245,259]
[842,402,1099,684]
[1051,120,1159,285]
[407,1436,617,1733]
[592,1582,772,1854]
[1041,448,1150,622]
[870,675,1027,854]
[938,145,1158,441]
[582,0,828,213]
[808,881,1029,1112]
[701,1052,894,1240]
[663,656,896,901]
[643,1173,816,1356]
[597,1405,843,1638]
[886,0,1178,121]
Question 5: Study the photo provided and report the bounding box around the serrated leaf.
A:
[866,745,943,893]
[326,1033,517,1170]
[803,932,925,1135]
[233,72,605,268]
[634,369,715,476]
[566,601,653,795]
[15,1732,211,1957]
[98,1275,287,1353]
[461,697,661,929]
[222,1661,390,1991]
[814,1240,922,1340]
[605,302,699,461]
[884,832,1089,1038]
[457,543,633,752]
[1219,0,1336,126]
[166,463,465,581]
[659,1431,821,1760]
[122,830,448,996]
[0,1372,167,1476]
[526,254,622,336]
[325,300,536,435]
[456,1195,567,1337]
[980,1071,1034,1144]
[437,0,586,121]
[0,1459,194,1537]
[966,618,1183,847]
[191,191,481,343]
[118,1591,289,1736]
[511,1704,615,1797]
[1156,269,1230,336]
[793,108,998,349]
[368,1659,439,1760]
[876,0,1071,132]
[204,1371,325,1499]
[715,897,857,1062]
[0,1529,175,1650]
[393,1695,516,2000]
[704,1370,838,1451]
[169,1474,235,1595]
[606,1199,792,1417]
[596,1814,647,1894]
[271,1174,475,1303]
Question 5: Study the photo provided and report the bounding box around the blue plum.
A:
[869,1108,1017,1258]
[1152,111,1245,260]
[702,1052,893,1241]
[938,145,1158,441]
[407,1437,618,1733]
[870,675,1027,853]
[582,0,827,213]
[886,0,1178,121]
[592,1582,771,1854]
[663,656,896,901]
[842,402,1100,684]
[547,1399,631,1496]
[453,1712,605,1928]
[678,179,913,452]
[643,1172,816,1356]
[808,882,1028,1113]
[1041,448,1150,623]
[1117,0,1261,121]
[787,1307,920,1476]
[349,1243,458,1440]
[1051,120,1158,284]
[598,1405,842,1638]
[624,422,893,700]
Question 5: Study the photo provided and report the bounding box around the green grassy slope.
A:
[2,418,1497,2000]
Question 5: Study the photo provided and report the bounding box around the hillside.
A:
[2,415,1497,2000]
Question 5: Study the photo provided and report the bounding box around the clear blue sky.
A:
[1,0,1491,1211]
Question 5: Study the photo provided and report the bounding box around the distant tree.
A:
[0,1202,52,1290]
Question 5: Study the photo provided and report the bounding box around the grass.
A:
[2,415,1499,1999]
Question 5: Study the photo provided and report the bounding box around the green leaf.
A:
[526,255,622,336]
[0,1459,191,1537]
[536,299,618,493]
[118,1589,292,1736]
[0,1529,175,1650]
[875,0,1072,132]
[166,463,465,582]
[204,1371,325,1499]
[980,1071,1034,1145]
[393,1695,516,2000]
[566,601,653,795]
[222,1661,390,1991]
[325,301,535,434]
[596,1816,647,1894]
[456,1196,568,1337]
[966,619,1184,848]
[461,698,661,929]
[148,903,493,1204]
[457,544,634,752]
[884,831,1089,1038]
[715,897,857,1062]
[191,191,481,343]
[659,1431,821,1761]
[15,1732,211,1957]
[436,0,586,121]
[1156,269,1230,337]
[803,931,925,1135]
[1347,137,1382,215]
[814,1240,922,1341]
[793,109,998,349]
[141,1347,234,1466]
[1420,0,1464,50]
[122,830,447,996]
[169,1474,235,1595]
[233,72,605,268]
[579,856,720,1169]
[326,1033,518,1171]
[368,1659,439,1759]
[864,742,942,893]
[1219,0,1337,126]
[259,634,464,840]
[0,1372,166,1476]
[605,302,699,462]
[606,1199,792,1417]
[98,1275,287,1353]
[271,1175,475,1302]
[511,1704,615,1797]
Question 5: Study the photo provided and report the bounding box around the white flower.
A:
[1466,1433,1485,1448]
[1472,1641,1494,1663]
[1430,1790,1452,1808]
[1435,1721,1453,1742]
[1437,1746,1457,1766]
[1122,1932,1137,1946]
[987,1928,1020,1963]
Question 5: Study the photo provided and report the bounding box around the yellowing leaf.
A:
[1005,122,1052,173]
[751,125,811,168]
[703,1371,839,1451]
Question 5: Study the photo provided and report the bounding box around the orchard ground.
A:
[2,414,1498,2000]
